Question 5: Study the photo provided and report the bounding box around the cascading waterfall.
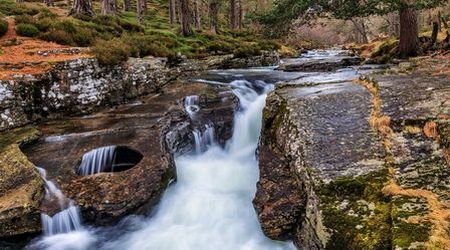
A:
[36,167,83,236]
[31,168,94,250]
[78,146,117,175]
[185,95,200,118]
[30,79,294,250]
[192,124,216,153]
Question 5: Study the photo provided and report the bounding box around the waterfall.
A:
[78,146,117,175]
[41,205,82,236]
[30,79,294,250]
[185,95,200,118]
[192,124,216,154]
[36,167,83,236]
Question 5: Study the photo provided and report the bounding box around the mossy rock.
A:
[0,127,44,237]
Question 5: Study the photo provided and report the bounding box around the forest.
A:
[0,0,450,250]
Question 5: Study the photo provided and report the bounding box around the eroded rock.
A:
[277,57,363,72]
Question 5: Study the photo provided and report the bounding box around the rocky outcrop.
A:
[277,56,362,72]
[0,57,177,131]
[0,128,43,238]
[17,81,237,229]
[255,69,450,249]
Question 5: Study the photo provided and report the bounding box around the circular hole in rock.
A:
[76,146,143,176]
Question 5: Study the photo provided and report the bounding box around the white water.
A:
[30,80,294,250]
[192,124,216,153]
[185,95,200,118]
[78,146,117,175]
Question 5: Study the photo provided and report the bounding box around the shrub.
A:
[123,35,173,58]
[257,40,282,51]
[39,30,74,45]
[14,14,35,25]
[15,23,39,37]
[35,18,52,32]
[53,19,78,34]
[0,18,8,37]
[91,38,130,65]
[118,20,143,32]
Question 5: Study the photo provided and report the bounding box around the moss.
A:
[392,221,431,248]
[319,170,392,250]
[370,39,399,64]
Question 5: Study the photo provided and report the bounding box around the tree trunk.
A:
[193,0,201,30]
[124,0,131,11]
[16,0,24,3]
[169,0,177,24]
[102,0,117,15]
[137,0,145,24]
[180,0,192,36]
[431,21,439,46]
[229,0,238,29]
[399,7,419,58]
[208,0,219,34]
[238,0,243,29]
[69,0,94,16]
[44,0,54,7]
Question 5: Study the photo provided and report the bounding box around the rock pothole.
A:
[76,145,143,175]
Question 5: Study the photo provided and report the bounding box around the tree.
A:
[69,0,94,16]
[229,0,238,29]
[180,0,192,36]
[261,0,448,58]
[209,0,219,33]
[193,0,202,30]
[101,0,117,15]
[137,0,146,24]
[124,0,132,11]
[44,0,54,7]
[169,0,177,24]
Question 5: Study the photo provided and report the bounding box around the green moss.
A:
[319,170,392,250]
[392,221,430,248]
[370,39,399,64]
[0,18,7,37]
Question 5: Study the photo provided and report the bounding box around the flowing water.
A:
[29,50,383,250]
[77,146,117,175]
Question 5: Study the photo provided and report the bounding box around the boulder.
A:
[0,128,43,238]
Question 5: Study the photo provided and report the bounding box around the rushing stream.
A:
[27,50,384,250]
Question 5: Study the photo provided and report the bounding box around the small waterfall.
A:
[192,124,216,154]
[41,205,82,236]
[184,95,200,118]
[78,146,117,175]
[36,167,83,236]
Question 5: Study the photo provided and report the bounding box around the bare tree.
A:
[180,0,192,36]
[169,0,177,24]
[208,0,219,34]
[351,18,369,44]
[102,0,117,15]
[69,0,94,16]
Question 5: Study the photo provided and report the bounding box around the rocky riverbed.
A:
[1,50,449,250]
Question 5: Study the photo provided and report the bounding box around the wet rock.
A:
[0,128,43,237]
[20,81,237,226]
[277,57,363,72]
[255,82,386,249]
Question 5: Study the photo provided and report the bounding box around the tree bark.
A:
[169,0,177,24]
[229,0,238,29]
[69,0,94,16]
[399,7,419,58]
[101,0,117,15]
[124,0,131,11]
[137,0,145,24]
[431,21,439,46]
[16,0,24,3]
[238,0,244,29]
[208,0,219,34]
[193,0,201,30]
[180,0,192,36]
